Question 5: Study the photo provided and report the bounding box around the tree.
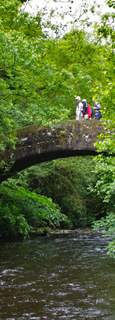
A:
[89,0,115,257]
[0,1,71,156]
[0,0,114,157]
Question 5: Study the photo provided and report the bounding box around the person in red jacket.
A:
[87,103,92,119]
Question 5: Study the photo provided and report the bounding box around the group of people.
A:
[75,96,102,120]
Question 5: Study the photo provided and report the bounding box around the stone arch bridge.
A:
[0,120,107,183]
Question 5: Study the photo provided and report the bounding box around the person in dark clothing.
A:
[92,98,102,120]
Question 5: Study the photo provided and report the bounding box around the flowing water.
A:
[0,231,115,320]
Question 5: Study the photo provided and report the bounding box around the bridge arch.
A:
[0,120,106,182]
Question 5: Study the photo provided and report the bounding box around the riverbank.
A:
[0,227,107,242]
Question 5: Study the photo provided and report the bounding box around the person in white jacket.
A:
[75,96,83,120]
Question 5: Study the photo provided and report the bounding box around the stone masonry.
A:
[0,120,105,182]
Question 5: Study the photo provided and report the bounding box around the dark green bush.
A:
[0,182,69,238]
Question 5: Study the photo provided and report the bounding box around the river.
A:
[0,231,115,320]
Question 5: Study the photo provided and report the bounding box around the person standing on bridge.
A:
[75,96,83,120]
[82,99,92,119]
[92,98,102,120]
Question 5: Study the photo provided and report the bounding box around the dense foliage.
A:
[0,156,107,238]
[92,213,115,258]
[0,180,69,238]
[15,157,106,227]
[0,0,115,250]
